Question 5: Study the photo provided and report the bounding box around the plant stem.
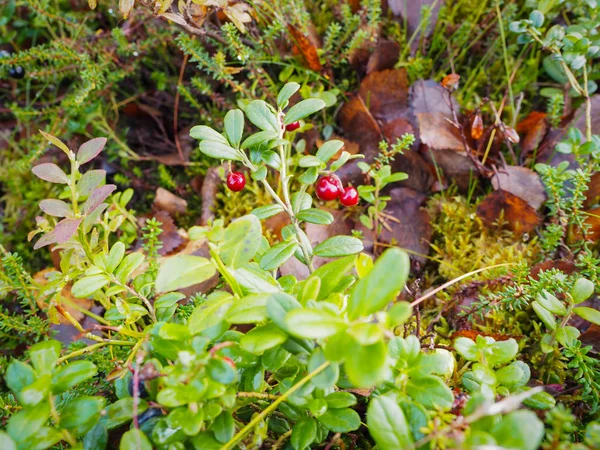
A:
[219,362,330,450]
[109,275,157,322]
[209,242,244,298]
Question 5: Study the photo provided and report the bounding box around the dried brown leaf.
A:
[476,189,541,235]
[491,166,546,210]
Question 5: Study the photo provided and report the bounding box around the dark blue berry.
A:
[9,66,25,79]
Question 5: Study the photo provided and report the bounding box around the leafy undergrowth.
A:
[2,1,600,449]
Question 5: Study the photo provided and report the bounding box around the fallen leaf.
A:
[585,172,600,208]
[476,189,541,235]
[422,148,475,192]
[199,166,223,225]
[573,207,600,242]
[491,166,546,210]
[516,111,548,156]
[366,40,400,74]
[359,68,409,122]
[287,24,322,72]
[151,211,186,256]
[377,187,432,264]
[529,260,576,280]
[411,79,462,151]
[153,187,188,217]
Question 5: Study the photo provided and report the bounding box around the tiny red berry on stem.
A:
[340,186,359,207]
[226,172,245,191]
[315,176,341,201]
[285,121,301,132]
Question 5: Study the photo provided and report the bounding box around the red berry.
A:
[285,121,301,132]
[340,186,359,207]
[226,172,245,191]
[315,176,341,201]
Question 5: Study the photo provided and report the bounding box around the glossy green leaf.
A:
[490,410,544,450]
[252,204,284,220]
[284,99,326,125]
[0,432,16,450]
[155,255,216,292]
[20,375,50,406]
[155,292,186,322]
[120,429,152,450]
[60,396,106,436]
[226,294,269,324]
[114,252,145,282]
[286,308,347,339]
[574,306,600,326]
[190,125,228,144]
[309,348,339,389]
[211,411,235,444]
[345,337,387,388]
[536,291,567,316]
[245,100,279,131]
[532,301,557,330]
[367,394,412,450]
[348,248,409,319]
[313,236,363,257]
[388,302,413,327]
[241,130,278,149]
[106,242,126,273]
[29,340,61,374]
[406,375,454,410]
[317,408,360,432]
[325,392,357,409]
[277,82,300,108]
[240,324,287,355]
[316,140,344,163]
[72,274,109,298]
[188,291,234,335]
[101,398,147,429]
[221,215,263,268]
[7,401,50,443]
[199,140,242,161]
[5,361,35,394]
[296,208,334,225]
[291,418,317,450]
[572,278,595,303]
[259,240,298,270]
[224,109,244,148]
[52,360,98,394]
[309,255,357,300]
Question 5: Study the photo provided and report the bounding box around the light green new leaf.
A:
[259,240,298,271]
[221,215,263,268]
[406,375,454,410]
[367,394,413,450]
[240,324,287,355]
[314,236,363,258]
[348,248,409,319]
[245,100,280,131]
[189,125,228,144]
[155,255,216,292]
[224,109,244,148]
[574,306,600,326]
[188,292,234,335]
[120,429,152,450]
[316,140,344,163]
[199,140,242,161]
[284,99,326,125]
[286,308,347,339]
[252,204,284,220]
[71,275,109,298]
[277,82,300,109]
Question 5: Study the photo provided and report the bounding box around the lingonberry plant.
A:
[2,84,592,450]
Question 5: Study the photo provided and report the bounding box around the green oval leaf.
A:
[224,109,244,148]
[199,140,242,161]
[259,240,298,271]
[284,99,326,125]
[155,255,216,292]
[313,236,363,258]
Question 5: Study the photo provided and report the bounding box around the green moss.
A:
[427,194,540,281]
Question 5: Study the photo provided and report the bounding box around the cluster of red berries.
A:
[315,176,359,207]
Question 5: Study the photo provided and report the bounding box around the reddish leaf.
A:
[39,199,72,218]
[83,184,116,215]
[476,189,541,235]
[366,40,400,74]
[287,24,322,72]
[54,218,83,243]
[34,218,82,250]
[77,170,106,197]
[32,163,69,184]
[491,166,546,210]
[77,137,107,165]
[516,112,548,156]
[358,69,409,122]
